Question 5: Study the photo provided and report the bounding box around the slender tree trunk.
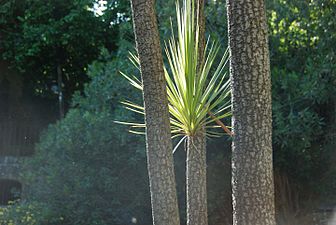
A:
[130,1,180,225]
[186,132,207,225]
[195,0,205,61]
[226,0,276,224]
[186,1,208,225]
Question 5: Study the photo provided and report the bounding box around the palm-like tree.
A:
[122,0,231,140]
[120,0,231,224]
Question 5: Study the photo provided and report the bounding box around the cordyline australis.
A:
[117,0,232,149]
[118,1,232,223]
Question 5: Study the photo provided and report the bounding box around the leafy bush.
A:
[269,0,336,199]
[15,49,151,225]
[0,201,64,225]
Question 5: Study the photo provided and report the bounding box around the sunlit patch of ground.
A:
[328,209,336,225]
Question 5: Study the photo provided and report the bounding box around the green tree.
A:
[268,0,336,183]
[17,50,152,225]
[267,1,336,221]
[0,0,124,104]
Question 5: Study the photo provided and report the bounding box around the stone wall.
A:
[0,156,22,204]
[0,156,20,180]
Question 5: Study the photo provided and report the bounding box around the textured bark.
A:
[186,133,207,225]
[195,0,205,63]
[186,1,208,225]
[226,0,276,224]
[130,1,180,225]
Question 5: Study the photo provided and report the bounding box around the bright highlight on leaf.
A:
[118,0,232,140]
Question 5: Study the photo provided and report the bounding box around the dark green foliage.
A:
[17,48,151,225]
[272,69,325,176]
[267,2,336,221]
[0,0,124,100]
[205,0,228,46]
[269,0,336,191]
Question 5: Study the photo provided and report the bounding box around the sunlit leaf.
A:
[118,0,232,139]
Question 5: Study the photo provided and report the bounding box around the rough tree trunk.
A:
[130,0,180,225]
[226,0,276,224]
[195,0,205,62]
[186,132,207,225]
[186,1,208,225]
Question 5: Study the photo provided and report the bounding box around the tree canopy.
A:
[0,0,128,101]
